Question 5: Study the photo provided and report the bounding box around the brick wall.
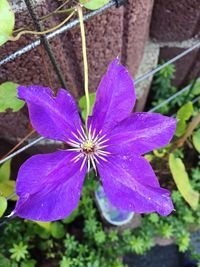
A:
[135,0,200,111]
[0,0,199,146]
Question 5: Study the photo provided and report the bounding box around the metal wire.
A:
[6,192,17,201]
[149,76,200,112]
[24,0,68,89]
[1,0,199,226]
[192,95,200,105]
[4,92,200,204]
[149,84,192,112]
[0,137,44,165]
[134,42,200,85]
[0,76,197,166]
[0,2,199,165]
[0,1,116,66]
[1,0,198,68]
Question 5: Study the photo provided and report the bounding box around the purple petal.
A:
[97,154,174,216]
[14,151,86,221]
[88,58,136,134]
[108,112,176,156]
[18,86,82,142]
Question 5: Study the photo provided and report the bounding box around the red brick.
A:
[151,0,200,42]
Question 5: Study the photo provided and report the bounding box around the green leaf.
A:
[0,196,7,217]
[144,154,154,162]
[60,257,72,267]
[50,222,65,239]
[9,242,29,262]
[175,102,194,137]
[35,225,50,239]
[0,180,17,200]
[148,213,159,223]
[169,153,199,210]
[80,0,110,10]
[21,259,36,267]
[33,221,51,231]
[0,0,15,46]
[175,120,186,137]
[62,207,79,224]
[94,230,106,245]
[0,159,11,182]
[0,82,25,112]
[192,129,200,153]
[79,92,96,121]
[177,102,193,121]
[153,149,166,158]
[192,80,200,96]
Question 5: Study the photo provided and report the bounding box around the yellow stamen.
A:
[82,140,94,152]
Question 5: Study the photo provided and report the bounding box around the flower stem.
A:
[9,11,75,41]
[77,5,90,129]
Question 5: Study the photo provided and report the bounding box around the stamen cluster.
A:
[67,126,110,173]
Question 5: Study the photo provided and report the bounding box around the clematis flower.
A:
[13,59,176,222]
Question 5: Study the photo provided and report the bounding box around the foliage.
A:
[0,160,17,200]
[80,0,110,10]
[0,169,200,266]
[169,153,199,210]
[79,92,96,121]
[0,82,25,112]
[0,0,15,46]
[193,129,200,153]
[175,102,194,137]
[50,222,65,239]
[150,62,200,115]
[9,242,29,262]
[0,196,7,218]
[0,159,11,181]
[150,61,176,114]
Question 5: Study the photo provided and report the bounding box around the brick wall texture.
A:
[0,0,199,145]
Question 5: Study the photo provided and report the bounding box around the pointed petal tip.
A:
[90,58,136,133]
[98,154,174,217]
[113,56,120,64]
[156,192,174,216]
[17,85,53,101]
[108,112,177,156]
[17,85,82,142]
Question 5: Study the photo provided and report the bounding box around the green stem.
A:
[77,5,90,129]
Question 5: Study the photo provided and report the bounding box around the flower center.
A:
[82,140,95,153]
[68,126,110,173]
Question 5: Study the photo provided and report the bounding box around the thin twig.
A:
[40,0,70,20]
[0,129,35,160]
[176,113,200,148]
[0,137,44,165]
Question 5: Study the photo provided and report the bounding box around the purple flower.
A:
[14,59,176,221]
